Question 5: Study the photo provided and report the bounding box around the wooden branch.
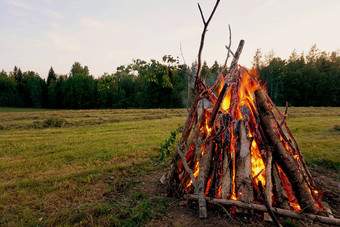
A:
[179,0,222,147]
[196,0,220,80]
[186,195,340,226]
[321,202,334,219]
[265,147,273,208]
[187,109,206,146]
[255,89,319,213]
[165,93,200,195]
[179,43,187,65]
[221,113,232,198]
[197,3,206,24]
[272,163,290,210]
[209,40,245,127]
[235,120,253,203]
[258,181,282,227]
[268,96,317,195]
[266,97,318,204]
[265,95,315,187]
[179,0,221,148]
[222,25,233,70]
[224,45,235,61]
[177,144,197,187]
[195,138,207,218]
[202,140,213,187]
[279,101,288,127]
[165,1,221,195]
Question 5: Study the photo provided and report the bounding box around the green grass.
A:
[0,108,185,226]
[0,107,339,225]
[280,107,340,172]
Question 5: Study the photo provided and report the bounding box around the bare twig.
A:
[177,145,197,187]
[223,24,233,70]
[258,181,282,227]
[179,42,187,65]
[197,3,206,24]
[280,101,288,127]
[195,139,206,218]
[265,151,273,209]
[224,46,235,63]
[196,0,221,81]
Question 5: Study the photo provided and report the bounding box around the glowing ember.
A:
[217,184,222,197]
[205,177,212,195]
[230,194,237,200]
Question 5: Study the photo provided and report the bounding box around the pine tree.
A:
[47,67,57,87]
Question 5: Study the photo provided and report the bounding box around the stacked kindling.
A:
[162,40,332,223]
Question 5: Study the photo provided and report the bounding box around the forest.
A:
[1,45,339,109]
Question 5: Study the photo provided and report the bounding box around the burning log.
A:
[235,120,253,203]
[255,89,319,214]
[272,163,290,210]
[220,114,232,198]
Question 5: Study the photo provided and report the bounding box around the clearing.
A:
[0,107,339,226]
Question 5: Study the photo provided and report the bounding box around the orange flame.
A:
[186,161,200,189]
[277,165,301,211]
[205,176,212,195]
[250,139,266,186]
[221,84,232,112]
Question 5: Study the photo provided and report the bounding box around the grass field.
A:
[0,107,339,226]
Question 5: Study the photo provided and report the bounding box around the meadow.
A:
[0,107,339,226]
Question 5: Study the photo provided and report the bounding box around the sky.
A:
[1,0,340,79]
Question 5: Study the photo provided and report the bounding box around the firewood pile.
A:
[161,1,340,225]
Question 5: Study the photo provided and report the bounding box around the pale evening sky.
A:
[1,0,340,79]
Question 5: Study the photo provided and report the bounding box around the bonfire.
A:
[161,1,339,225]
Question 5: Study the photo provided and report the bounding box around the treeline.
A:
[0,56,192,109]
[254,45,340,106]
[1,46,339,109]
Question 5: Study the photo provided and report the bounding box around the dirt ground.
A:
[143,169,340,227]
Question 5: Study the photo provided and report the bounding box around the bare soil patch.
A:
[143,169,340,226]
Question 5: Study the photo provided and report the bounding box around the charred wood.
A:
[255,89,319,213]
[272,163,290,210]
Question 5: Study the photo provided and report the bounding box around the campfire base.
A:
[185,194,340,226]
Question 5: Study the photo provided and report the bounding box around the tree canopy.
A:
[254,46,340,106]
[0,47,339,109]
